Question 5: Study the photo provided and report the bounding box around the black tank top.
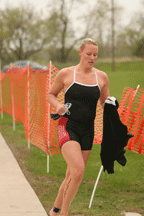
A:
[64,67,100,123]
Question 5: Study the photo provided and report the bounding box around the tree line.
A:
[0,0,144,68]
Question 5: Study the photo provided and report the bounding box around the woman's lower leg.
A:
[58,142,86,216]
[49,169,70,216]
[60,166,85,215]
[49,142,91,216]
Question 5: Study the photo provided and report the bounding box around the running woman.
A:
[47,38,110,216]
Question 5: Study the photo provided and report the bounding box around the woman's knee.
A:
[72,165,85,182]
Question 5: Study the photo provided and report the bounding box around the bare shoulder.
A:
[55,66,75,90]
[57,66,75,78]
[94,68,109,89]
[95,68,109,81]
[48,66,75,96]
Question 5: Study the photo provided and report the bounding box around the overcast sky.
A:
[0,0,142,25]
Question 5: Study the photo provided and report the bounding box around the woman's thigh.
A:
[61,141,85,172]
[62,143,91,181]
[82,150,91,165]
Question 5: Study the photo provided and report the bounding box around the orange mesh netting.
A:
[118,86,144,154]
[93,101,103,144]
[10,65,27,123]
[48,64,64,155]
[0,66,16,117]
[0,64,144,156]
[25,65,51,154]
[0,71,5,81]
[0,64,51,155]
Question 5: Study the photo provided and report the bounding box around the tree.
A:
[45,0,119,62]
[116,27,140,58]
[82,0,110,46]
[119,0,144,58]
[0,4,48,65]
[45,0,89,62]
[133,37,144,57]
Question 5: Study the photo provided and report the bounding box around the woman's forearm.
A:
[47,93,61,110]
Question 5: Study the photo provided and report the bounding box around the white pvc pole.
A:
[27,62,30,149]
[47,61,52,173]
[89,165,103,208]
[11,65,16,131]
[124,84,140,119]
[12,95,16,130]
[134,85,140,97]
[47,155,49,174]
[0,60,3,119]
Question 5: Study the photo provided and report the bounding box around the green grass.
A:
[96,61,144,102]
[0,60,144,216]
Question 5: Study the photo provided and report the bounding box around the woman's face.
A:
[79,43,98,68]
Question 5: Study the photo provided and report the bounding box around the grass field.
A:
[0,60,144,216]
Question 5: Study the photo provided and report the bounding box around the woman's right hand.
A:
[56,103,67,116]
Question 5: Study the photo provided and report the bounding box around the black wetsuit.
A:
[57,67,100,150]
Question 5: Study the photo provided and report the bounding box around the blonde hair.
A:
[80,38,98,51]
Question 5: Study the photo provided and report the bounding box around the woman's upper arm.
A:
[48,69,65,96]
[99,72,110,107]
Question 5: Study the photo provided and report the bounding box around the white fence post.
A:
[47,61,52,173]
[89,165,103,208]
[27,62,30,149]
[11,65,16,131]
[0,60,3,119]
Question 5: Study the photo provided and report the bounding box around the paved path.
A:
[123,212,142,216]
[0,133,48,216]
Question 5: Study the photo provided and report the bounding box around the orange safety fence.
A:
[0,64,51,155]
[0,71,5,80]
[48,64,62,155]
[118,86,144,154]
[0,66,17,118]
[0,64,144,156]
[24,65,51,154]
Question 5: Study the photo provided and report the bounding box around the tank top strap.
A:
[94,69,99,86]
[74,66,76,82]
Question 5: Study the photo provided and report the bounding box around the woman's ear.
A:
[79,50,82,57]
